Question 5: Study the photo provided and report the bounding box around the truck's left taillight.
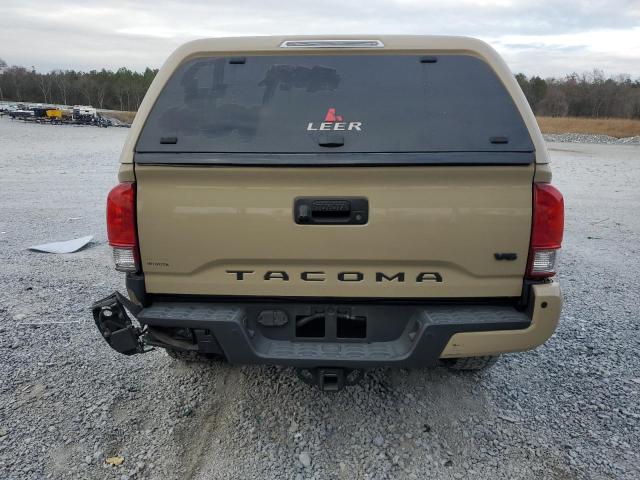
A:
[106,182,139,272]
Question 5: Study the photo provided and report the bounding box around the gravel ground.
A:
[543,133,640,145]
[0,120,639,480]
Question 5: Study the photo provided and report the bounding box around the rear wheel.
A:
[165,348,224,363]
[442,355,499,371]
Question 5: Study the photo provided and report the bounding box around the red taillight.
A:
[106,182,139,272]
[527,183,564,278]
[107,182,136,246]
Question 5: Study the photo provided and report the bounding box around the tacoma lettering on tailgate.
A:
[225,270,443,283]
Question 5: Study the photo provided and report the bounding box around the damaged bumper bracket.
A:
[92,292,150,355]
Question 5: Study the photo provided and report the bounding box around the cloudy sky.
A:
[1,0,639,78]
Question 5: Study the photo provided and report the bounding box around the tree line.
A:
[0,58,157,111]
[516,70,640,118]
[1,57,640,118]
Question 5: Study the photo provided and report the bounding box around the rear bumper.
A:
[440,281,561,358]
[127,281,561,368]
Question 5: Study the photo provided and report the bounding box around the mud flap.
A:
[92,292,149,355]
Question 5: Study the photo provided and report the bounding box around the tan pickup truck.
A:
[93,36,564,391]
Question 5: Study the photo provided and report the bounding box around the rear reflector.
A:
[527,183,564,278]
[530,249,557,275]
[106,182,139,272]
[112,247,137,272]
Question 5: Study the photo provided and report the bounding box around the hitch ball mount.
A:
[296,367,363,392]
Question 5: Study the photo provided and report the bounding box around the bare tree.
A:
[37,73,53,103]
[53,70,71,105]
[538,85,569,117]
[76,75,93,105]
[0,58,6,100]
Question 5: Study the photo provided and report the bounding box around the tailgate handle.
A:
[317,134,344,148]
[294,197,368,225]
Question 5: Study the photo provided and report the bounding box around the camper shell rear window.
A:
[135,54,534,164]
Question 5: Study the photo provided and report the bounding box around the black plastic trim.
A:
[147,293,521,307]
[133,151,535,167]
[126,273,149,307]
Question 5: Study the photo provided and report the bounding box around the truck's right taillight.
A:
[106,182,139,272]
[527,183,564,279]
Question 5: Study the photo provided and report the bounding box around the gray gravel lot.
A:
[0,119,639,480]
[543,133,640,145]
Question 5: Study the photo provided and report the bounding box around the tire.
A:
[442,355,499,371]
[165,348,224,363]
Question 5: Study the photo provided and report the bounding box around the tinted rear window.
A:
[136,55,533,156]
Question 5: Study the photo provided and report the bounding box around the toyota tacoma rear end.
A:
[93,36,564,391]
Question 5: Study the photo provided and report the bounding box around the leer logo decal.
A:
[307,107,362,132]
[323,107,342,122]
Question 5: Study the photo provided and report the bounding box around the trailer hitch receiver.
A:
[92,292,149,355]
[296,367,363,392]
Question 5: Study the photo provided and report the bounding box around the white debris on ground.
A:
[28,235,94,254]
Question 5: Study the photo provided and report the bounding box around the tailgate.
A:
[132,51,536,298]
[136,164,533,298]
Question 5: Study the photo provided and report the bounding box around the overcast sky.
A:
[1,0,639,78]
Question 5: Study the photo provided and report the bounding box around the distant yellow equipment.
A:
[46,109,62,119]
